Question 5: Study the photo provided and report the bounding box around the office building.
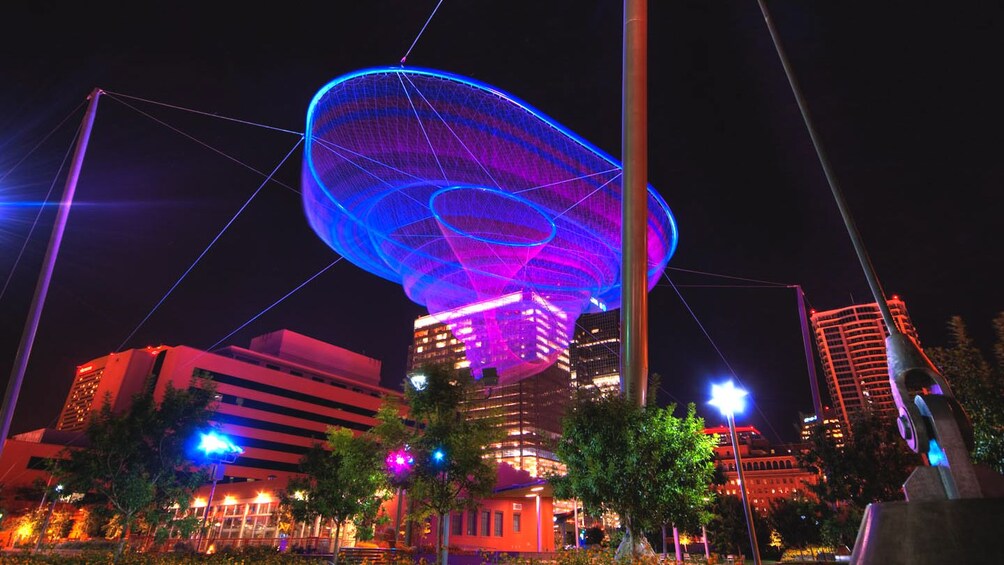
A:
[810,296,919,431]
[54,330,399,482]
[798,407,846,449]
[57,347,165,432]
[705,425,819,513]
[408,303,573,478]
[569,310,621,396]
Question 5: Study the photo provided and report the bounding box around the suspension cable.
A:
[115,137,303,352]
[401,0,446,65]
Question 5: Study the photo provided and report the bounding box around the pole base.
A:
[850,497,1004,564]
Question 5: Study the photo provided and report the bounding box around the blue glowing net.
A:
[303,67,677,382]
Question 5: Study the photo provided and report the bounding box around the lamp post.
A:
[33,483,63,553]
[710,380,761,565]
[385,448,414,549]
[195,431,243,553]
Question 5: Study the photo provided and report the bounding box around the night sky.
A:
[2,2,1001,444]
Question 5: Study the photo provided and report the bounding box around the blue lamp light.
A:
[709,380,748,418]
[198,431,243,461]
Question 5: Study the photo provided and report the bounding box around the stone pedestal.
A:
[850,497,1004,564]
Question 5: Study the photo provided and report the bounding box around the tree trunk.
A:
[115,517,131,562]
[614,516,656,562]
[435,512,444,565]
[331,519,341,565]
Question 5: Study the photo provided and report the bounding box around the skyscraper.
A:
[407,293,573,477]
[569,310,621,396]
[809,296,919,431]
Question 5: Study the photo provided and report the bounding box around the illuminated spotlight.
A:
[709,380,748,417]
[198,431,243,459]
[386,449,415,475]
[409,373,428,391]
[303,67,678,384]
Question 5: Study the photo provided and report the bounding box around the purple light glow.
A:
[386,449,414,476]
[303,67,678,382]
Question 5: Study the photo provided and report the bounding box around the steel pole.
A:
[793,285,823,417]
[728,413,761,565]
[703,525,710,560]
[196,464,220,552]
[33,491,60,553]
[620,0,649,406]
[0,89,102,458]
[393,487,403,549]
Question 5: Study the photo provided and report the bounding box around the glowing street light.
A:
[385,448,415,550]
[195,431,242,552]
[710,380,761,565]
[409,373,428,391]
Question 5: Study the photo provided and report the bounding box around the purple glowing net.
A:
[303,67,678,382]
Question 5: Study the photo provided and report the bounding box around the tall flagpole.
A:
[620,0,649,407]
[0,88,103,459]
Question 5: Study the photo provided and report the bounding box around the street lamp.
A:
[385,448,414,549]
[33,483,63,553]
[709,380,761,565]
[195,431,242,552]
[408,373,427,391]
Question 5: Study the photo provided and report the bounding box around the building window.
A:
[452,513,463,536]
[513,513,521,533]
[481,511,490,536]
[494,511,503,536]
[467,510,477,536]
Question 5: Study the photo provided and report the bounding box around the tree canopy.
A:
[799,410,920,507]
[927,314,1004,474]
[383,364,501,564]
[53,378,216,559]
[551,392,717,560]
[282,427,387,564]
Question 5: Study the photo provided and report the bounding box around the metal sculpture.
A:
[303,67,677,382]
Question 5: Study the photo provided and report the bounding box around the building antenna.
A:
[0,89,103,461]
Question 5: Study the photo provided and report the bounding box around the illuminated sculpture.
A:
[303,67,677,382]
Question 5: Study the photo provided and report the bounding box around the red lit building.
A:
[810,297,919,431]
[705,425,819,513]
[2,328,560,555]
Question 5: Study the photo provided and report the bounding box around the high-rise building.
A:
[55,329,400,481]
[569,310,621,396]
[57,347,165,432]
[810,296,919,431]
[408,298,573,477]
[798,407,845,448]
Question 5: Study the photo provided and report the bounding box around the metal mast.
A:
[621,0,649,406]
[0,88,103,459]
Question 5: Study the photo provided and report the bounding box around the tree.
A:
[927,314,1004,474]
[706,494,771,560]
[766,497,824,560]
[819,504,862,551]
[799,410,921,508]
[388,364,501,565]
[281,426,387,565]
[53,379,216,560]
[551,392,717,561]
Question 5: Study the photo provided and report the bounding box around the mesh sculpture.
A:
[303,67,677,383]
